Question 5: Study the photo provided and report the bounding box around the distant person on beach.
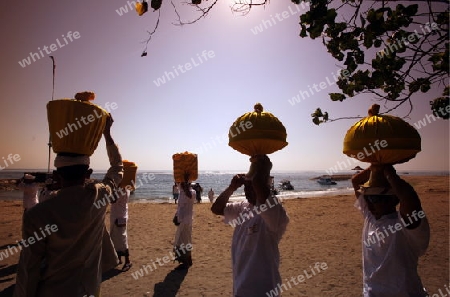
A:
[110,187,132,272]
[17,174,39,212]
[172,182,179,204]
[14,116,123,297]
[352,165,430,297]
[208,188,214,203]
[211,155,289,297]
[172,180,195,269]
[192,182,203,203]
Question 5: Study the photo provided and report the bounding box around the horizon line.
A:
[1,168,449,174]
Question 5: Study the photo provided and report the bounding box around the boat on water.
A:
[317,176,337,185]
[278,180,294,190]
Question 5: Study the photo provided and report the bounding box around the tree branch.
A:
[141,8,162,56]
[231,0,269,16]
[171,0,220,26]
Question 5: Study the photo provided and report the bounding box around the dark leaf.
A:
[420,82,431,93]
[300,25,308,38]
[329,93,346,101]
[404,4,418,17]
[443,86,449,96]
[430,96,450,119]
[312,108,324,117]
[151,0,162,11]
[363,32,373,48]
[326,9,337,23]
[374,39,382,48]
[312,117,321,125]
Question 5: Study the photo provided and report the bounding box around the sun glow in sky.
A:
[0,0,448,173]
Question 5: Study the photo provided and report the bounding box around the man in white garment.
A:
[14,116,123,297]
[110,187,132,271]
[352,165,430,297]
[211,155,289,297]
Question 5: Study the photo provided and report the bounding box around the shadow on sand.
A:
[153,266,189,297]
[102,267,123,282]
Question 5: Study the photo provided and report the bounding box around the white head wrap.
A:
[54,155,90,168]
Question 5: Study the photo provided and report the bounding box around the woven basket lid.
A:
[228,103,288,156]
[343,104,421,164]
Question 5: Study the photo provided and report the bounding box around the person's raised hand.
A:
[103,114,114,135]
[229,174,245,191]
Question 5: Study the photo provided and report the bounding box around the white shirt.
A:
[223,195,289,297]
[14,144,123,297]
[176,187,195,224]
[355,195,430,297]
[18,182,39,210]
[110,188,129,221]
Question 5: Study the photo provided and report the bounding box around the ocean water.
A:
[125,170,355,203]
[1,169,447,203]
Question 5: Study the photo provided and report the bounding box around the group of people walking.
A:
[13,117,430,296]
[172,154,430,297]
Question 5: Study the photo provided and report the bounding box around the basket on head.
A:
[172,152,198,183]
[344,104,421,194]
[120,160,138,191]
[343,104,421,165]
[228,103,288,156]
[47,99,109,156]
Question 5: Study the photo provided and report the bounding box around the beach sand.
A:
[0,175,448,297]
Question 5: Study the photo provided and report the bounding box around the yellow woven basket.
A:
[172,152,198,182]
[228,103,288,156]
[120,160,138,190]
[47,99,109,156]
[343,104,421,164]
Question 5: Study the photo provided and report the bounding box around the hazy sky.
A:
[0,0,448,173]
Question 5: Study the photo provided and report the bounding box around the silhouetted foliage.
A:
[296,0,449,124]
